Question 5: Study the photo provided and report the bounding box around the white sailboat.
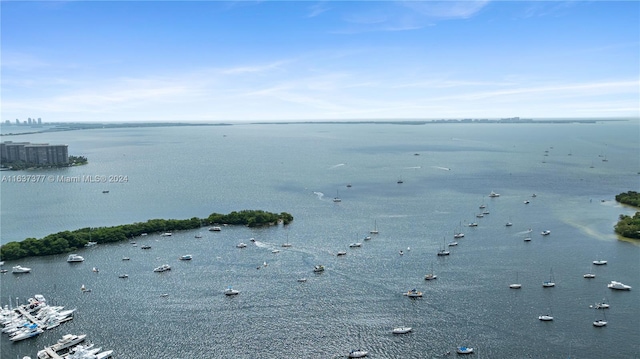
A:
[369,220,379,234]
[425,262,437,280]
[593,309,607,327]
[332,189,341,202]
[542,268,556,287]
[509,272,522,289]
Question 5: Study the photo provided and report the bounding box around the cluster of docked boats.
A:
[30,333,113,359]
[1,295,75,342]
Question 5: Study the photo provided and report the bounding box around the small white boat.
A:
[348,349,368,358]
[160,232,172,237]
[336,251,347,256]
[194,233,203,238]
[313,265,325,272]
[593,260,607,265]
[454,232,465,239]
[593,319,607,327]
[140,245,151,249]
[118,274,129,278]
[84,241,98,247]
[12,265,31,273]
[297,278,307,283]
[456,346,474,354]
[437,249,450,256]
[468,222,478,227]
[583,273,596,279]
[209,226,222,231]
[538,314,554,321]
[404,289,423,298]
[236,243,247,248]
[505,222,513,227]
[153,264,171,272]
[608,281,631,290]
[524,236,532,242]
[541,230,551,236]
[392,326,412,334]
[179,254,193,260]
[333,190,342,202]
[92,267,99,272]
[272,249,280,254]
[524,200,530,204]
[224,287,240,296]
[542,269,555,287]
[363,235,371,241]
[349,242,362,248]
[281,243,293,247]
[510,272,522,289]
[448,241,458,247]
[122,257,130,261]
[370,220,379,234]
[488,191,500,197]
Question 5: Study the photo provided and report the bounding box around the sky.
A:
[1,1,638,123]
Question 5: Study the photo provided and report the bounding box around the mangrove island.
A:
[0,210,294,261]
[614,191,640,240]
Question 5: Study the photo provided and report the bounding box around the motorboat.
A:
[313,265,325,273]
[348,349,368,358]
[336,251,347,256]
[12,265,31,273]
[608,281,631,290]
[122,257,130,261]
[118,274,129,278]
[454,232,464,238]
[505,222,513,227]
[236,243,247,248]
[456,346,474,354]
[153,264,171,272]
[524,200,530,204]
[424,273,437,281]
[541,230,551,236]
[160,232,172,236]
[583,273,596,278]
[538,315,554,321]
[95,350,114,359]
[593,260,607,265]
[50,334,87,352]
[141,245,151,249]
[349,242,362,248]
[488,191,500,197]
[84,241,98,247]
[67,254,85,262]
[10,323,43,341]
[297,278,307,283]
[281,243,293,247]
[224,287,240,296]
[272,249,280,254]
[194,233,203,238]
[404,289,423,298]
[509,283,522,289]
[209,226,222,231]
[92,267,99,272]
[524,236,532,242]
[179,254,193,260]
[468,222,478,227]
[392,326,412,334]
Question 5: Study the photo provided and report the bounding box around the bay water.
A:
[1,120,638,358]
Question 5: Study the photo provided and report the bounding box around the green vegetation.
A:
[3,155,87,170]
[0,210,293,261]
[614,191,640,240]
[615,191,640,208]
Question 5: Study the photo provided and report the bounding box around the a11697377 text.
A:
[1,174,129,184]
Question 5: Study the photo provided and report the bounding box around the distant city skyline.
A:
[1,1,638,123]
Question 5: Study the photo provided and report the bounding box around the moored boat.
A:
[456,346,474,354]
[12,265,31,273]
[348,349,368,358]
[607,281,631,290]
[392,326,412,334]
[67,254,85,262]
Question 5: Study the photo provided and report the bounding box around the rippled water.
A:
[1,121,639,358]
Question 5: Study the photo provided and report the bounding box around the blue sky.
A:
[1,1,638,123]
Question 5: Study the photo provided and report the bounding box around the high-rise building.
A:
[1,141,69,165]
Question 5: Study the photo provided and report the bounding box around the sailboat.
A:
[593,309,607,327]
[583,265,596,278]
[369,220,379,234]
[543,268,556,287]
[332,190,341,202]
[437,237,450,256]
[509,272,522,289]
[425,262,437,280]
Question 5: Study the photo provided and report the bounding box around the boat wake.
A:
[432,166,451,171]
[404,166,421,169]
[329,163,345,169]
[313,191,324,200]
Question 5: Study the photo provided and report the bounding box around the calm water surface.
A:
[1,121,639,358]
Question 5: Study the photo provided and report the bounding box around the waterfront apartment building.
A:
[0,141,69,165]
